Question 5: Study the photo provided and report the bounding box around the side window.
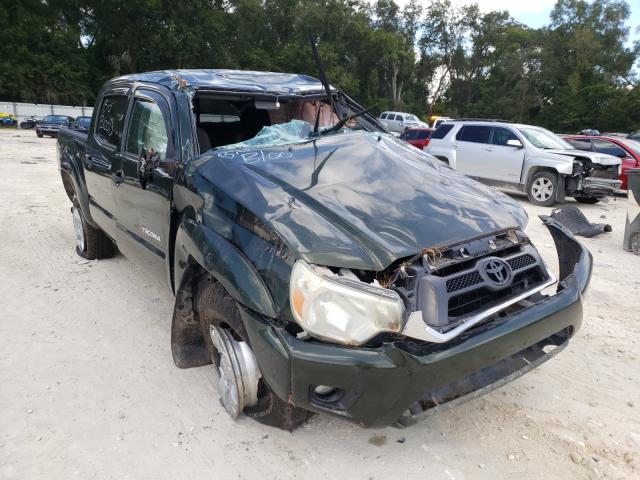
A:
[456,125,491,144]
[417,130,431,140]
[402,130,416,140]
[95,95,128,147]
[431,123,454,139]
[592,140,627,158]
[380,113,388,120]
[567,139,592,151]
[491,127,519,146]
[389,114,397,121]
[125,99,169,161]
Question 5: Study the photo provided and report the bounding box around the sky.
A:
[393,0,640,46]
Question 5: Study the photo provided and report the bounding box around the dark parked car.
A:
[57,69,592,430]
[628,130,640,141]
[71,116,92,131]
[36,115,75,137]
[400,127,433,150]
[563,135,639,190]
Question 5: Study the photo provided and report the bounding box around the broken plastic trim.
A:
[402,269,557,343]
[402,218,591,344]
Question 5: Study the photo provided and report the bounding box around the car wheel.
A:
[527,171,558,207]
[574,196,601,204]
[72,197,114,259]
[196,277,313,431]
[36,132,43,138]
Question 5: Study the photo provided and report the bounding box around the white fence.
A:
[0,101,94,124]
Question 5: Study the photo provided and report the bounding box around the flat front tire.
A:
[196,277,312,431]
[72,197,114,259]
[527,171,558,207]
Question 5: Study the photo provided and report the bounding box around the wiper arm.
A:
[312,107,373,137]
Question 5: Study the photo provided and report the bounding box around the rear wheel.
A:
[72,197,114,259]
[196,277,312,431]
[36,132,43,138]
[527,171,558,207]
[574,196,601,204]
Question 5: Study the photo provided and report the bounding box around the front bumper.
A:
[36,126,61,135]
[241,219,592,427]
[582,176,625,197]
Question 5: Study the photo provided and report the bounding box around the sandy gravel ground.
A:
[1,129,639,480]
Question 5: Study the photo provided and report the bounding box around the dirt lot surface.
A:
[1,129,639,479]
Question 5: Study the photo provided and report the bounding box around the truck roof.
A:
[108,69,331,96]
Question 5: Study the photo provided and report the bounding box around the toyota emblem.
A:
[483,258,511,286]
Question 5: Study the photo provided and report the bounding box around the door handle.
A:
[486,147,494,152]
[84,153,92,167]
[453,143,460,148]
[114,170,125,186]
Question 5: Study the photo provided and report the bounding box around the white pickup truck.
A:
[427,119,622,206]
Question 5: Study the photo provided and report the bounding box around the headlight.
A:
[289,260,404,345]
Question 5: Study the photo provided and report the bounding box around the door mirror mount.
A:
[506,139,524,148]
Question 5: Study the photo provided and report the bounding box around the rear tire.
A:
[37,133,43,138]
[574,196,600,204]
[527,171,558,207]
[72,197,114,260]
[196,277,312,431]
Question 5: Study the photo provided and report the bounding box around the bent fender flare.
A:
[174,218,278,318]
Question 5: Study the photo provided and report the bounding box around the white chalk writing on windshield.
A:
[215,150,293,164]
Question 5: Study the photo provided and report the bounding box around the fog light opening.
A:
[314,385,337,396]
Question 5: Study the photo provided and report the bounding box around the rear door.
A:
[85,90,130,239]
[483,126,526,183]
[454,125,491,177]
[115,87,177,285]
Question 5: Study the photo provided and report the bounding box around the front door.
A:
[115,88,177,286]
[483,127,526,183]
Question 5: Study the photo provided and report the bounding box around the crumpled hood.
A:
[545,149,621,166]
[190,132,528,270]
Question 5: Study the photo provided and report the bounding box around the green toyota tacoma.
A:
[57,68,592,430]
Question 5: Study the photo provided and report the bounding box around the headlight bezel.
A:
[289,260,405,346]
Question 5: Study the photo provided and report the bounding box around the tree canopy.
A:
[1,0,639,132]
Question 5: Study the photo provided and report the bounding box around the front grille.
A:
[446,272,482,293]
[507,254,535,271]
[448,269,543,319]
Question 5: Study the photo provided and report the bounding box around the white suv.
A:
[379,111,428,134]
[426,120,622,206]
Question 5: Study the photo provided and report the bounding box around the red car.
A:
[400,128,433,150]
[563,135,640,190]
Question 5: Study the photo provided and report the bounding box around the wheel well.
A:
[434,156,449,165]
[526,166,558,185]
[60,171,75,202]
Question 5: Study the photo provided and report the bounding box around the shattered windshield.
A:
[518,127,572,150]
[215,119,313,151]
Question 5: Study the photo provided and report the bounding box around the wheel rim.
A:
[531,178,554,201]
[72,207,85,251]
[209,325,261,418]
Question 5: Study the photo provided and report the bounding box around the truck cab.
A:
[57,70,592,431]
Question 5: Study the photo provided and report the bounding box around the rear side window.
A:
[95,95,128,147]
[567,138,591,151]
[401,130,417,140]
[380,113,388,119]
[592,139,627,158]
[417,130,431,140]
[457,125,491,144]
[431,123,454,140]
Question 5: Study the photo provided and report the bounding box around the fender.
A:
[174,218,277,318]
[58,140,97,227]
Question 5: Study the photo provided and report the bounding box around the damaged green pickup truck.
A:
[57,69,592,430]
